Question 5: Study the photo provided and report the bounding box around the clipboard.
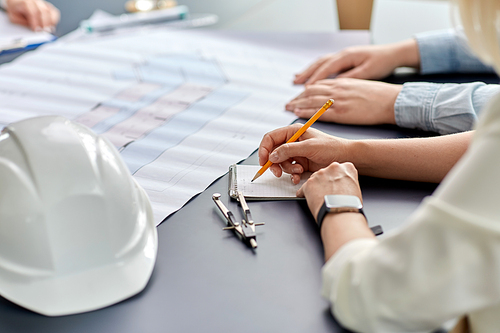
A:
[228,164,310,200]
[0,11,56,56]
[0,36,56,55]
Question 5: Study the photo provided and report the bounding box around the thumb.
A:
[269,141,313,164]
[296,183,306,198]
[8,13,28,26]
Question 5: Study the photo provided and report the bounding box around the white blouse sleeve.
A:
[322,94,500,333]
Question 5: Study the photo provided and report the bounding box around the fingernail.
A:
[34,26,42,32]
[271,168,278,177]
[270,151,279,162]
[292,166,301,173]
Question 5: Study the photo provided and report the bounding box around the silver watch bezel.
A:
[324,195,363,213]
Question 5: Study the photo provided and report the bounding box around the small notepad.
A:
[228,164,311,200]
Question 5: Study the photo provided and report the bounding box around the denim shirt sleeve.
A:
[415,29,495,74]
[394,82,500,134]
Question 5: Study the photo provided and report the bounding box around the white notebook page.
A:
[236,165,310,199]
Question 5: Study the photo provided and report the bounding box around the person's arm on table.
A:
[346,130,472,182]
[295,29,492,85]
[318,96,500,332]
[258,124,472,184]
[287,95,500,333]
[2,0,59,31]
[287,79,499,134]
[288,30,498,134]
[295,162,375,260]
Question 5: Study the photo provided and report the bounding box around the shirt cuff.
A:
[0,0,7,10]
[415,30,458,74]
[394,82,441,133]
[321,238,379,303]
[415,29,494,74]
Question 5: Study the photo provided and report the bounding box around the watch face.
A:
[324,195,362,210]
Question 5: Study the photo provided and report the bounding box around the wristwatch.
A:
[316,195,365,230]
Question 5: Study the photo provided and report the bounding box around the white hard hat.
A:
[0,116,158,316]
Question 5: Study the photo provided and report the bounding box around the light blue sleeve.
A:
[394,82,500,134]
[415,29,495,74]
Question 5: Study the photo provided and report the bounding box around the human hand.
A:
[6,0,60,31]
[258,124,350,184]
[286,78,401,125]
[294,39,420,85]
[296,162,362,220]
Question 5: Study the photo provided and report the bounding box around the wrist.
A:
[320,211,368,233]
[320,212,374,260]
[350,139,385,178]
[319,209,367,232]
[316,194,365,230]
[329,136,351,164]
[391,38,420,69]
[387,84,402,125]
[342,140,365,171]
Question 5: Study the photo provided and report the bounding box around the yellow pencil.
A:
[251,98,334,182]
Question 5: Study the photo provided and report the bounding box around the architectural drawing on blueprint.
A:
[0,29,318,224]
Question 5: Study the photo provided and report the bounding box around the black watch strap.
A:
[317,202,365,230]
[317,202,383,236]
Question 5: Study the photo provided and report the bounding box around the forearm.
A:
[345,131,473,183]
[321,212,375,262]
[389,38,420,70]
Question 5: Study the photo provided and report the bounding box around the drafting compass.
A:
[212,192,265,249]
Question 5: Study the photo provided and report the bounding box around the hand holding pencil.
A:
[254,99,340,183]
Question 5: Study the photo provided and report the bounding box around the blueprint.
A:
[0,27,320,224]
